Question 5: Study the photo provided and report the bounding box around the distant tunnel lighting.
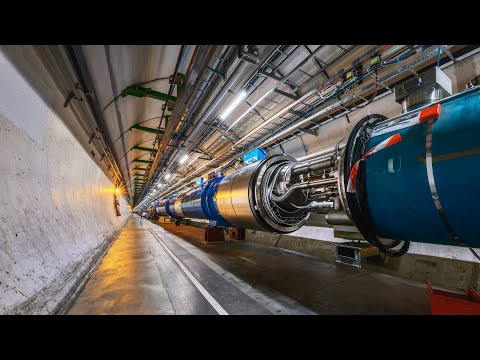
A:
[179,154,189,164]
[115,188,120,194]
[219,90,247,121]
[164,173,171,180]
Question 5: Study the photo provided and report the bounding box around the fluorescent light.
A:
[157,183,162,188]
[219,90,247,121]
[185,156,199,167]
[179,154,189,164]
[164,173,171,180]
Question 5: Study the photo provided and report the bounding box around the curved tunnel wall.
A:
[0,47,130,314]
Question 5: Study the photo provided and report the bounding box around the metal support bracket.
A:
[296,127,318,136]
[238,45,260,64]
[274,88,299,100]
[259,70,283,81]
[206,66,226,81]
[64,90,83,107]
[88,132,96,144]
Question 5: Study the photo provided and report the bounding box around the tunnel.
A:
[1,44,480,315]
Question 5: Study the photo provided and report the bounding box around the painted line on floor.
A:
[145,222,229,315]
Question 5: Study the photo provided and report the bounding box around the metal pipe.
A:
[160,45,232,170]
[326,209,354,225]
[271,178,337,202]
[181,50,250,151]
[259,46,448,148]
[140,46,216,203]
[158,45,281,195]
[292,157,334,175]
[295,144,346,162]
[229,46,356,149]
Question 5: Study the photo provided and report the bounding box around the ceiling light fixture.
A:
[179,154,189,164]
[219,90,247,121]
[164,173,171,180]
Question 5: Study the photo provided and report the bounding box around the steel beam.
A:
[259,70,283,81]
[274,88,299,100]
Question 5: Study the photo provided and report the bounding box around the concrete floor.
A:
[69,216,430,315]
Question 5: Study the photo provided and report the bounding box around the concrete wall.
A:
[268,50,480,264]
[0,47,130,314]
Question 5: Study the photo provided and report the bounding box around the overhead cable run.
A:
[139,45,478,208]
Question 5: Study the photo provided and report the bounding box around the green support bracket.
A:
[133,159,153,164]
[121,85,176,102]
[130,124,166,134]
[129,115,169,134]
[133,173,145,177]
[132,145,157,153]
[133,166,149,171]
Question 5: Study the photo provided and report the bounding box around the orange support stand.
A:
[229,227,245,240]
[205,226,225,243]
[427,280,480,315]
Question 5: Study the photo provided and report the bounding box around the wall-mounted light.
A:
[164,173,171,180]
[219,90,247,121]
[157,183,162,188]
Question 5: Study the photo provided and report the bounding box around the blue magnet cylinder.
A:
[176,177,231,226]
[364,88,480,248]
[166,195,182,219]
[206,177,231,227]
[181,185,210,220]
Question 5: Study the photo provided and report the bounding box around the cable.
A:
[469,248,480,261]
[348,73,380,111]
[102,76,170,112]
[437,46,442,67]
[136,76,170,87]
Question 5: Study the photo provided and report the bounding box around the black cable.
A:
[102,94,122,113]
[343,114,410,257]
[356,160,410,257]
[347,73,379,111]
[469,248,480,261]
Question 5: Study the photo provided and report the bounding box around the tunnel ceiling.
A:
[58,44,473,208]
[80,45,194,204]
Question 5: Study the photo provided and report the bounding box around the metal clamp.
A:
[425,119,466,246]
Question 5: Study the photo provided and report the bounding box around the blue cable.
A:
[268,46,433,145]
[437,46,442,67]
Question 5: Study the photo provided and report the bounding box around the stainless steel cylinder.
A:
[326,209,354,226]
[155,199,169,217]
[216,155,311,233]
[173,196,185,218]
[292,157,334,175]
[216,159,263,230]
